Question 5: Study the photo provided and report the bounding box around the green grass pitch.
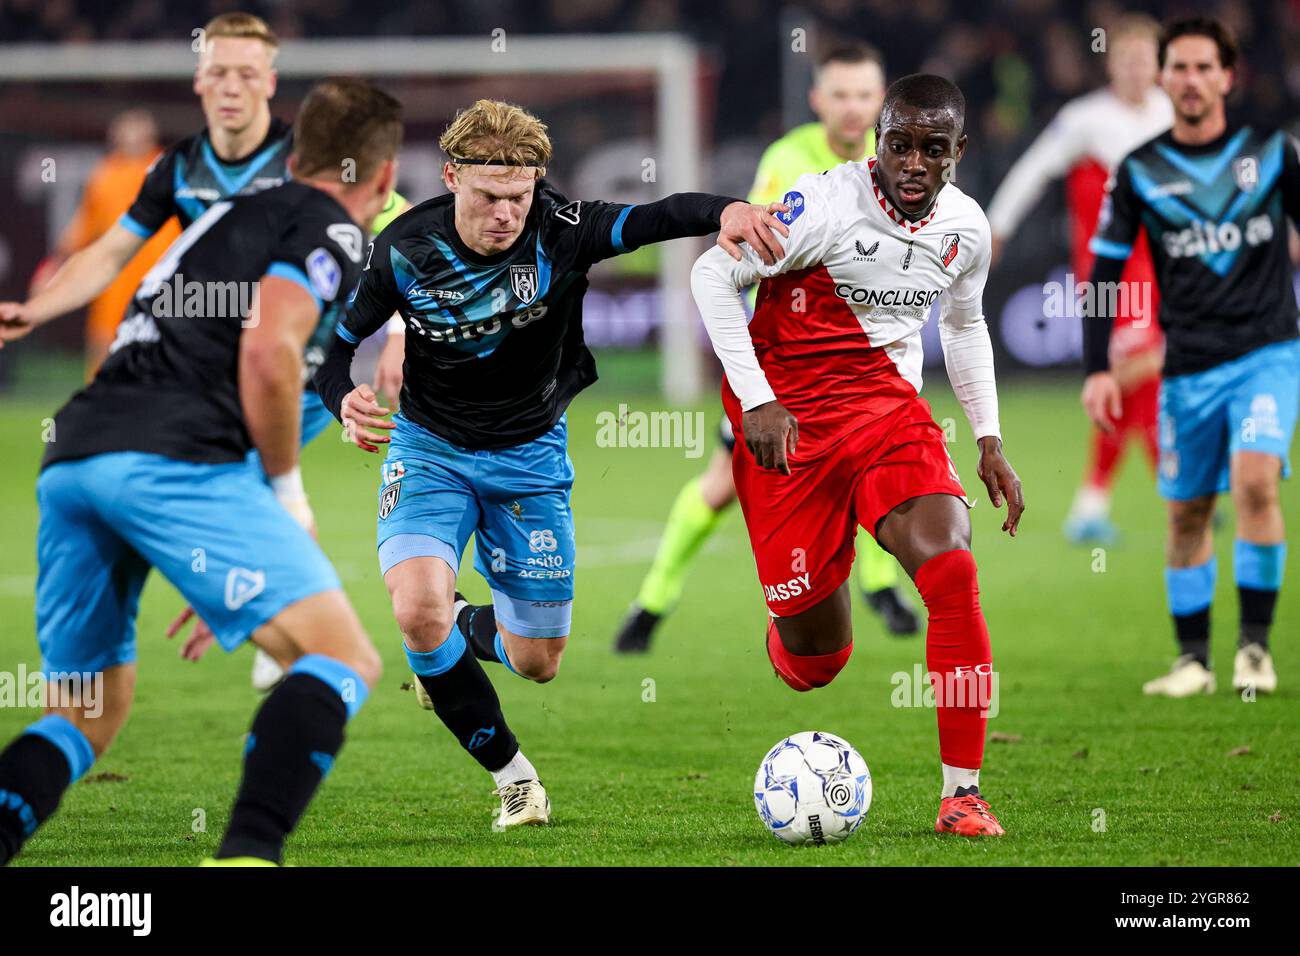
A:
[0,357,1295,866]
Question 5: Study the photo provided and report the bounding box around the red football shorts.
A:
[730,395,969,617]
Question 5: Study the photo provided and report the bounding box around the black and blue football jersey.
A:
[1087,125,1300,376]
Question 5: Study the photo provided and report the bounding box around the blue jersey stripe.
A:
[611,205,635,253]
[266,261,324,311]
[1089,237,1133,260]
[117,212,154,239]
[200,137,282,196]
[1152,128,1252,186]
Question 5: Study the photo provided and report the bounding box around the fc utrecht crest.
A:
[940,233,960,269]
[510,263,540,304]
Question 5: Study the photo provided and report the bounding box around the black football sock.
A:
[0,716,95,864]
[217,658,367,864]
[407,625,519,772]
[1238,587,1277,650]
[459,602,510,668]
[1172,608,1211,667]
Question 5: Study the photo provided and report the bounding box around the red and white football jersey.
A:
[693,157,998,460]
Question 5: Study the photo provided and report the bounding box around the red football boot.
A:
[935,789,1006,837]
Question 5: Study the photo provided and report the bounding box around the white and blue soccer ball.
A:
[753,731,872,845]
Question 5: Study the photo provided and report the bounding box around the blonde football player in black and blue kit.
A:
[315,100,788,829]
[0,78,401,865]
[1083,18,1298,697]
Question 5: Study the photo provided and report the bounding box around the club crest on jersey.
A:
[306,247,341,301]
[1232,156,1259,193]
[379,481,401,519]
[777,191,805,225]
[510,263,540,304]
[940,233,960,269]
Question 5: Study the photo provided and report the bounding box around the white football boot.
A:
[1142,654,1216,697]
[492,779,551,831]
[1232,643,1277,695]
[251,648,286,692]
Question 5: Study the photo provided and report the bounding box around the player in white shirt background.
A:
[692,74,1024,837]
[988,14,1172,546]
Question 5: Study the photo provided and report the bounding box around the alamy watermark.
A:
[1043,273,1153,327]
[0,665,103,718]
[890,663,1000,718]
[595,403,706,459]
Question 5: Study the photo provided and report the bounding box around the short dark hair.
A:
[1159,16,1238,70]
[292,76,403,183]
[881,73,965,131]
[816,41,885,75]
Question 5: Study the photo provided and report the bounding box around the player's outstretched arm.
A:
[986,103,1085,262]
[571,192,788,267]
[0,223,145,346]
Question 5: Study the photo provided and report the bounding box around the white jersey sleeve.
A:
[691,173,836,410]
[938,210,1000,441]
[986,101,1087,239]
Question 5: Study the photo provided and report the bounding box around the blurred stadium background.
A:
[3,0,1299,400]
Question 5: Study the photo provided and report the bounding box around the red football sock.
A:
[1086,425,1124,490]
[765,620,852,692]
[914,550,993,769]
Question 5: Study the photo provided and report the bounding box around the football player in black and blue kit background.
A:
[0,12,409,688]
[1082,17,1298,698]
[0,77,402,866]
[315,99,790,829]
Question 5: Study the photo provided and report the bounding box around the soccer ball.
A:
[753,731,872,845]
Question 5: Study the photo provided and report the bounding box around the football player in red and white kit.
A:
[988,14,1171,544]
[692,75,1024,837]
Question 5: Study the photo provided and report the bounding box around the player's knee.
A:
[1170,498,1214,539]
[516,657,561,683]
[1234,473,1278,516]
[913,547,978,606]
[504,635,566,683]
[390,588,454,652]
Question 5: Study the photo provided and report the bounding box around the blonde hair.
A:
[439,99,552,177]
[202,12,279,56]
[1111,12,1161,47]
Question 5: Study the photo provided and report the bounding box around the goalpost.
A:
[0,35,708,402]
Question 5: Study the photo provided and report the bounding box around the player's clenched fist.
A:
[341,382,394,453]
[743,400,799,475]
